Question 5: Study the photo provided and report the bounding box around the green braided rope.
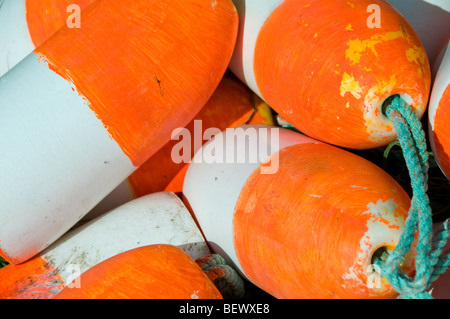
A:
[375,95,450,299]
[196,254,227,271]
[204,264,246,299]
[195,254,245,299]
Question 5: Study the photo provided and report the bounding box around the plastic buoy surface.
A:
[229,0,431,149]
[83,73,274,221]
[0,0,238,264]
[429,38,450,179]
[53,244,222,299]
[0,0,96,77]
[183,125,414,298]
[0,192,210,299]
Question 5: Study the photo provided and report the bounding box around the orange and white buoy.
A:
[386,0,450,64]
[0,0,238,264]
[83,73,274,221]
[428,37,450,179]
[52,244,222,299]
[0,192,210,299]
[183,125,414,298]
[0,0,96,77]
[229,0,431,149]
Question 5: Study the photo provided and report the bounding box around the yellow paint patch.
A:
[340,72,364,99]
[406,46,428,77]
[346,39,379,65]
[406,46,427,65]
[347,1,354,8]
[345,31,405,65]
[314,33,318,38]
[346,24,353,31]
[363,75,400,143]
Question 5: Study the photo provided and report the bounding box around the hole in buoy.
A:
[381,94,401,117]
[371,246,391,267]
[366,246,393,289]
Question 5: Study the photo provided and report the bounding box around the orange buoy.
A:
[52,244,222,299]
[0,192,210,299]
[0,0,96,77]
[229,0,431,149]
[0,0,238,264]
[429,37,450,179]
[183,125,415,298]
[83,73,274,221]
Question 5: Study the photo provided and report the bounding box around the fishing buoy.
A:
[229,0,431,149]
[0,192,210,299]
[83,73,274,221]
[183,125,415,298]
[428,38,450,180]
[52,244,222,299]
[0,0,96,77]
[386,0,450,64]
[0,0,238,264]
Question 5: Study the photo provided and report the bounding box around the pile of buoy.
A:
[0,0,449,300]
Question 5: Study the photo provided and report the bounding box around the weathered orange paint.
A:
[432,85,450,178]
[253,0,430,149]
[0,256,63,299]
[0,243,41,265]
[53,245,222,299]
[127,74,274,196]
[233,142,413,299]
[35,0,239,167]
[26,0,96,48]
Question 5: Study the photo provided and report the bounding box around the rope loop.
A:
[376,95,450,299]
